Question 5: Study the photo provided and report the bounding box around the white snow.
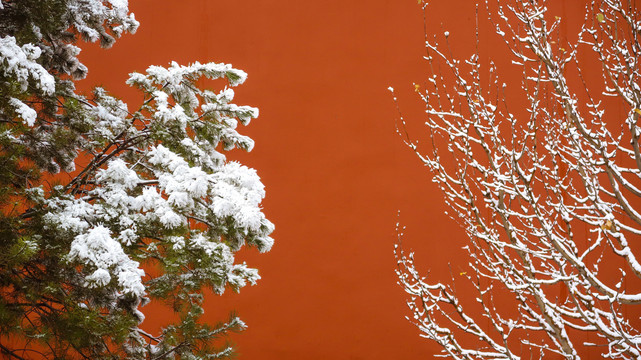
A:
[0,36,55,94]
[68,226,145,296]
[9,98,37,126]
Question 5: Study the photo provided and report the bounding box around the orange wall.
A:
[77,1,589,359]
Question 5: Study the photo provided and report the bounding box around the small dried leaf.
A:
[597,13,605,23]
[601,219,613,230]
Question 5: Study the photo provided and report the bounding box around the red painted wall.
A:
[77,1,592,359]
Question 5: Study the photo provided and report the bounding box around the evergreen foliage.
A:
[0,1,274,358]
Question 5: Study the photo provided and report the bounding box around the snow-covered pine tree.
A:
[0,1,274,359]
[393,0,641,358]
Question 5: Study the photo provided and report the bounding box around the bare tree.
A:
[392,0,641,358]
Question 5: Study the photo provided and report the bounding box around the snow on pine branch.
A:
[66,0,139,47]
[0,36,55,126]
[0,36,55,94]
[36,60,273,354]
[0,1,273,358]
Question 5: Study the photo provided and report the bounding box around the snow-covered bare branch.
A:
[395,1,641,359]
